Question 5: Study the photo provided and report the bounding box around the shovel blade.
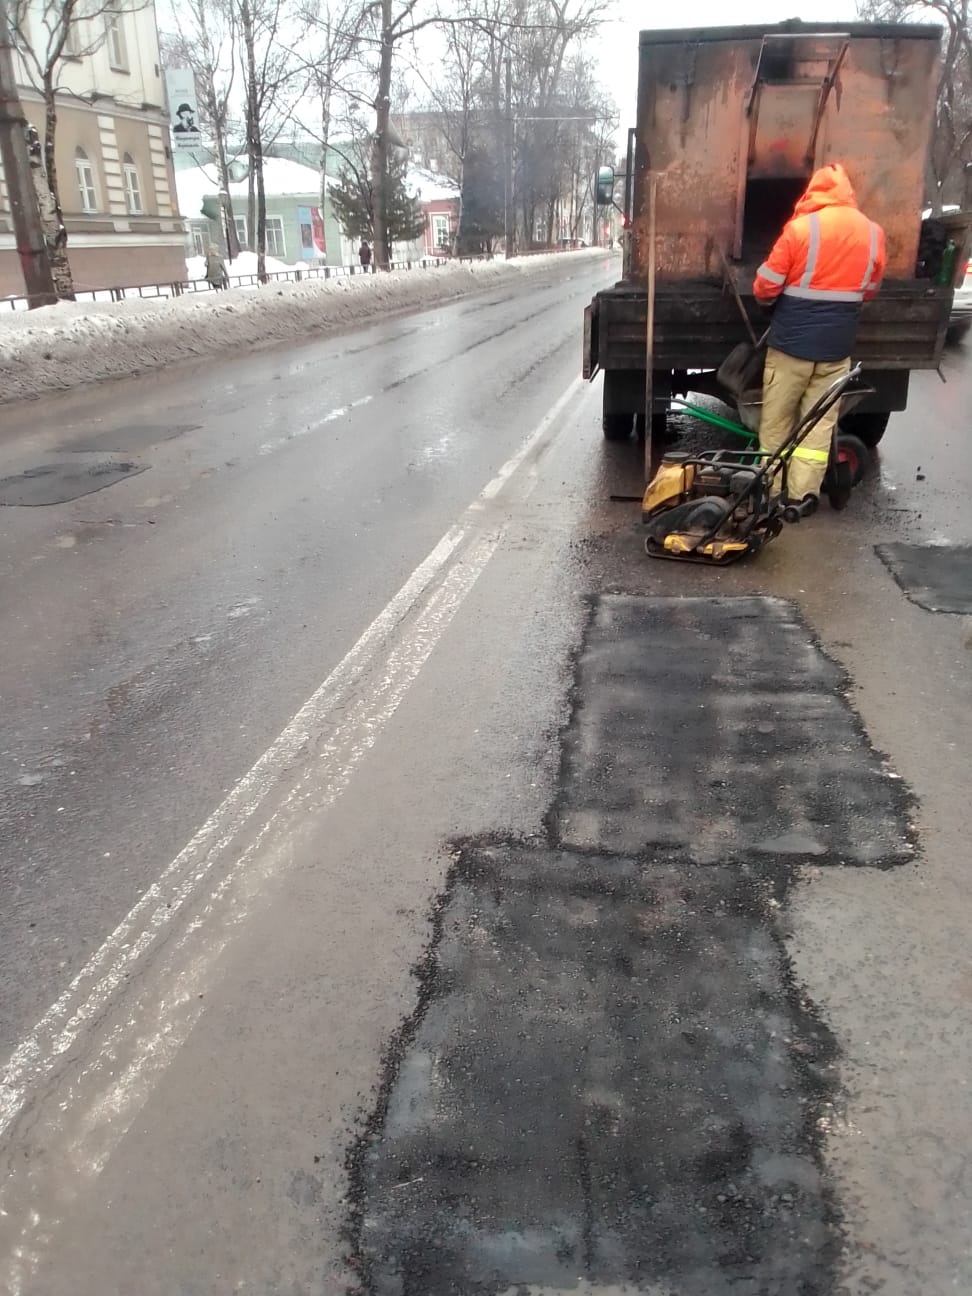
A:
[717,340,767,398]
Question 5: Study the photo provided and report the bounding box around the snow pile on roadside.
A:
[0,250,610,403]
[184,250,296,280]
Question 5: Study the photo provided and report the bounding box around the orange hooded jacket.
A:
[753,164,886,362]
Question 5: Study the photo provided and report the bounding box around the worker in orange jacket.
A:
[753,163,886,502]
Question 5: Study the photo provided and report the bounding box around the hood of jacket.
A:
[793,163,858,216]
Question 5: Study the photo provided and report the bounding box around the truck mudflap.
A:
[583,302,600,380]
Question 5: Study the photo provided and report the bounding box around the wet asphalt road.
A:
[1,254,971,1295]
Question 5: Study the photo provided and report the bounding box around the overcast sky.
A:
[596,0,861,133]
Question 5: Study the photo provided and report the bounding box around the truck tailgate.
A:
[597,281,951,371]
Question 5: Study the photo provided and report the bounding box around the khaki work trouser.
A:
[759,348,850,501]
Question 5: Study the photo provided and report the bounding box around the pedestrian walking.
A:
[205,245,229,291]
[753,163,885,503]
[359,239,372,272]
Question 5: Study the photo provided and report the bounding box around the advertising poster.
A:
[165,69,202,152]
[298,206,327,259]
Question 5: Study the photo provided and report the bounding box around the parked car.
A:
[947,262,972,343]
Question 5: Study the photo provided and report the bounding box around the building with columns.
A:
[0,0,185,298]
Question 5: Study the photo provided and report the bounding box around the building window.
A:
[431,213,449,250]
[105,7,128,71]
[192,229,206,257]
[122,153,142,214]
[234,215,247,248]
[75,148,97,213]
[63,20,82,56]
[265,215,285,257]
[14,11,30,50]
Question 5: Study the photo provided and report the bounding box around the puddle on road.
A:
[58,423,200,454]
[348,595,916,1296]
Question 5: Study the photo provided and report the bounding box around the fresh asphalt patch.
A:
[876,542,972,615]
[350,843,839,1296]
[0,461,145,506]
[551,596,915,867]
[348,595,915,1295]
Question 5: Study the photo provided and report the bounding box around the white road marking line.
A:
[477,377,582,502]
[1,531,502,1296]
[0,520,462,1141]
[0,375,584,1147]
[258,394,373,456]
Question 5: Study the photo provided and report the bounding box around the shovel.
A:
[715,248,770,399]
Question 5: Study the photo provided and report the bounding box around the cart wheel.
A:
[835,432,869,487]
[827,460,854,510]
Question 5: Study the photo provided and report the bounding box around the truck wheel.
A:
[603,413,632,441]
[840,410,890,448]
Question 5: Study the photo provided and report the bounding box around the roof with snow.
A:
[406,166,460,202]
[175,158,327,220]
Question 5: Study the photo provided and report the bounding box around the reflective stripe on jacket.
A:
[753,164,886,363]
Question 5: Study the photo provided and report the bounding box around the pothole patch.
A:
[349,842,840,1296]
[0,462,146,506]
[347,594,915,1295]
[876,542,972,614]
[550,595,914,865]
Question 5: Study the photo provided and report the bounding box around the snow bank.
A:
[0,250,611,404]
[184,250,296,280]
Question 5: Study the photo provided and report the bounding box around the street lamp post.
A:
[504,55,514,260]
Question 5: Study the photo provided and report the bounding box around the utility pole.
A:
[504,53,513,260]
[0,0,56,306]
[591,151,599,249]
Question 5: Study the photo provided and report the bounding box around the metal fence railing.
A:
[0,245,593,312]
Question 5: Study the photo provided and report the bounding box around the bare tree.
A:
[505,0,609,245]
[859,0,972,208]
[161,0,242,257]
[362,0,609,263]
[399,7,489,250]
[235,0,297,277]
[366,0,421,268]
[361,0,482,267]
[9,0,149,297]
[543,52,613,244]
[286,0,368,212]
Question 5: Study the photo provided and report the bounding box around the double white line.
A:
[0,376,585,1289]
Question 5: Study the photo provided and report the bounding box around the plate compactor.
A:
[642,364,869,564]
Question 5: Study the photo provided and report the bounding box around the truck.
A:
[583,21,970,460]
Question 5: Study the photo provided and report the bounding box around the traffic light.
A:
[200,195,222,221]
[595,165,615,206]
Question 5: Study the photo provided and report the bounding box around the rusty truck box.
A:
[586,21,968,439]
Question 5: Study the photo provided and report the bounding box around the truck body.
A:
[584,21,969,446]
